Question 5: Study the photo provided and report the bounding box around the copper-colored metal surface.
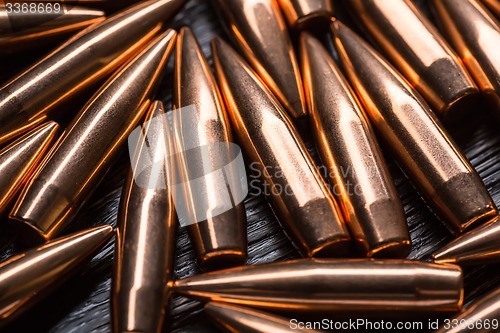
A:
[30,0,141,10]
[436,287,500,333]
[205,302,322,333]
[173,27,247,271]
[0,0,185,146]
[433,215,500,265]
[112,101,177,333]
[210,0,306,119]
[332,21,498,234]
[174,258,463,313]
[0,225,113,326]
[277,0,334,30]
[9,30,177,244]
[0,5,105,53]
[0,121,58,215]
[300,32,410,258]
[481,0,500,19]
[432,0,500,113]
[346,0,480,120]
[212,37,350,257]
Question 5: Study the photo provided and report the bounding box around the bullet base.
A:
[311,237,351,257]
[443,90,483,122]
[7,216,49,245]
[369,240,412,258]
[200,250,247,271]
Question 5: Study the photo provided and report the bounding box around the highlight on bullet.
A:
[0,0,185,146]
[0,122,59,216]
[0,225,113,326]
[112,101,177,333]
[436,287,500,333]
[212,36,351,257]
[345,0,480,120]
[277,0,334,30]
[0,5,105,53]
[210,0,307,119]
[174,258,464,313]
[433,215,500,265]
[173,27,248,271]
[9,30,177,244]
[300,32,410,258]
[205,302,323,333]
[331,20,498,234]
[481,0,500,19]
[432,0,500,112]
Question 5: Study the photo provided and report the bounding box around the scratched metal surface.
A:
[0,0,499,332]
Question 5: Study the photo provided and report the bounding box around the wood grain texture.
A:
[0,0,499,332]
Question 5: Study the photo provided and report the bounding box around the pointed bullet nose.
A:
[9,29,177,244]
[211,0,306,119]
[0,121,59,216]
[0,225,113,325]
[205,302,321,333]
[0,0,185,146]
[433,215,500,265]
[332,21,497,234]
[174,28,248,271]
[299,32,410,258]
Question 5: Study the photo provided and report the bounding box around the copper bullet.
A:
[433,215,500,265]
[300,32,410,258]
[436,287,500,333]
[0,225,113,325]
[432,0,500,112]
[112,101,177,333]
[205,302,322,333]
[173,27,247,271]
[30,0,141,10]
[212,37,350,257]
[276,0,334,30]
[174,258,463,313]
[210,0,307,119]
[0,5,105,54]
[346,0,480,120]
[0,0,185,146]
[9,30,177,244]
[0,121,59,216]
[332,21,498,234]
[481,0,500,19]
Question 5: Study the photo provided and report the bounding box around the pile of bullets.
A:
[0,0,499,332]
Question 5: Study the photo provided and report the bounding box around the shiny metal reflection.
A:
[210,0,307,119]
[346,0,480,120]
[300,32,410,258]
[173,27,247,271]
[277,0,334,30]
[332,21,497,234]
[212,37,350,257]
[174,258,463,313]
[0,0,185,146]
[9,30,177,244]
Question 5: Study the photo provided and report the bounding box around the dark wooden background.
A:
[1,0,499,332]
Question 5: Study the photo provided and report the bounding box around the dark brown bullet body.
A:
[436,287,500,333]
[9,30,177,244]
[277,0,334,30]
[212,37,350,257]
[173,27,247,271]
[332,21,497,234]
[432,0,500,112]
[481,0,500,19]
[0,5,105,53]
[174,258,463,313]
[112,101,177,333]
[433,215,500,265]
[346,0,480,120]
[210,0,306,119]
[0,225,113,325]
[205,302,322,333]
[0,122,59,216]
[0,0,185,146]
[300,32,410,258]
